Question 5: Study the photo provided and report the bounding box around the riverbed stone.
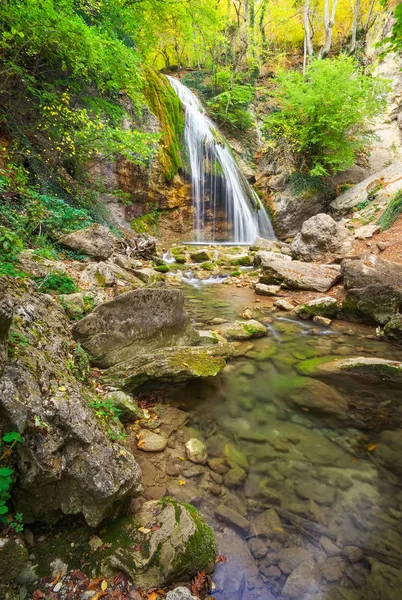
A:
[256,252,341,292]
[137,430,167,452]
[248,537,268,559]
[132,267,165,284]
[216,319,267,340]
[288,378,349,421]
[375,430,402,476]
[255,283,281,296]
[320,537,342,556]
[282,558,319,597]
[72,289,199,368]
[250,509,287,541]
[59,224,115,260]
[278,547,315,574]
[318,556,346,583]
[190,249,212,263]
[185,438,208,464]
[291,213,352,261]
[165,588,198,600]
[295,480,336,505]
[275,299,294,311]
[296,296,339,319]
[344,546,364,563]
[215,505,250,534]
[223,465,247,488]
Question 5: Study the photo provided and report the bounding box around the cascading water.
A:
[166,75,275,244]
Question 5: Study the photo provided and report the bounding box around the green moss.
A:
[154,264,169,273]
[377,189,402,230]
[143,67,184,180]
[229,255,252,266]
[200,262,214,271]
[340,361,402,381]
[295,355,340,375]
[0,539,28,585]
[302,301,338,318]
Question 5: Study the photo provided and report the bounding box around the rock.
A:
[256,252,341,293]
[103,342,232,392]
[274,299,294,311]
[138,430,167,452]
[296,296,338,319]
[165,588,198,600]
[375,430,402,476]
[331,162,402,218]
[0,289,13,370]
[313,315,332,326]
[190,250,212,263]
[133,268,165,284]
[248,537,268,559]
[59,292,87,319]
[295,480,336,505]
[59,224,115,260]
[318,556,346,583]
[197,330,220,346]
[341,256,402,325]
[320,537,342,557]
[354,224,381,239]
[0,278,141,526]
[250,509,286,541]
[79,261,142,290]
[226,253,252,266]
[260,565,281,578]
[291,214,352,261]
[0,538,28,587]
[72,289,199,368]
[215,506,250,534]
[101,499,216,587]
[344,546,363,563]
[301,356,402,383]
[216,319,267,340]
[104,391,144,422]
[282,558,319,597]
[185,438,208,464]
[384,313,402,342]
[223,466,247,488]
[255,283,281,296]
[208,458,229,474]
[278,547,315,574]
[288,378,349,420]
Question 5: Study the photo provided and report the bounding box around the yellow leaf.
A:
[137,439,146,448]
[179,479,186,486]
[148,592,158,600]
[58,386,66,392]
[119,449,127,456]
[138,527,151,534]
[367,444,376,452]
[101,580,108,591]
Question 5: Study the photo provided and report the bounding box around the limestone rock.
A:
[0,288,13,370]
[133,267,165,284]
[102,342,232,392]
[103,391,144,422]
[186,438,208,464]
[303,356,402,382]
[103,499,217,588]
[223,465,247,488]
[296,296,338,319]
[190,249,212,263]
[0,277,142,526]
[354,224,381,239]
[59,292,87,319]
[138,430,168,452]
[72,288,199,368]
[282,558,319,597]
[256,251,341,293]
[59,224,115,260]
[375,430,402,476]
[274,299,294,311]
[250,509,286,541]
[215,505,250,534]
[291,214,352,261]
[288,378,349,420]
[313,315,332,326]
[384,313,402,342]
[166,588,198,600]
[216,319,267,340]
[255,283,281,296]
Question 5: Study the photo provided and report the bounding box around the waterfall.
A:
[166,76,275,244]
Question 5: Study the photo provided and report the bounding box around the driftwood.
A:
[118,234,156,259]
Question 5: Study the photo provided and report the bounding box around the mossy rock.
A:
[295,355,339,376]
[217,320,267,341]
[298,296,338,319]
[0,538,29,586]
[190,250,212,263]
[100,498,216,588]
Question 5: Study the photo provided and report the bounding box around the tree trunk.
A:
[319,0,339,58]
[259,0,269,61]
[350,0,360,52]
[303,0,314,59]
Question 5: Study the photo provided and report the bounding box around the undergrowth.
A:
[377,190,402,230]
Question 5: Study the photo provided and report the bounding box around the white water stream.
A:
[166,76,275,244]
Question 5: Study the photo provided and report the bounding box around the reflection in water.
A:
[167,282,402,600]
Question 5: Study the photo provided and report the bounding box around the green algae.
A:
[295,355,340,376]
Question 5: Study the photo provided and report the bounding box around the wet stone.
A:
[344,546,364,563]
[185,438,208,464]
[248,537,268,559]
[282,558,319,598]
[320,536,342,557]
[138,430,168,452]
[260,564,281,578]
[215,505,250,534]
[318,556,346,583]
[208,457,229,474]
[223,465,247,488]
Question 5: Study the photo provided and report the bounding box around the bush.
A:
[263,56,388,177]
[207,82,255,131]
[0,227,23,261]
[35,272,78,294]
[377,190,402,230]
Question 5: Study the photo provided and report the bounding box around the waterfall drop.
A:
[166,76,275,244]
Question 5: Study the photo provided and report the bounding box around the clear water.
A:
[167,282,402,600]
[166,76,275,244]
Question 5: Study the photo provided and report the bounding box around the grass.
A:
[377,190,402,230]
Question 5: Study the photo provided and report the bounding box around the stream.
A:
[165,278,402,600]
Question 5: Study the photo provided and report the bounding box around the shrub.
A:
[207,82,255,131]
[35,272,78,294]
[0,227,23,261]
[263,56,388,177]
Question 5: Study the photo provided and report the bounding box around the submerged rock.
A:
[186,438,208,464]
[59,223,115,260]
[216,319,267,340]
[0,278,142,526]
[72,288,199,367]
[288,378,349,420]
[256,251,341,293]
[291,214,352,262]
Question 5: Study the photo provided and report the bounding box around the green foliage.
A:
[8,331,29,360]
[0,432,23,523]
[130,205,160,234]
[68,343,91,383]
[0,227,23,261]
[383,4,402,54]
[35,272,78,294]
[154,264,169,273]
[89,397,121,421]
[207,71,255,131]
[263,56,388,177]
[0,261,27,278]
[377,190,402,230]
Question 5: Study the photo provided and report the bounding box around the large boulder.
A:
[291,214,352,262]
[375,430,402,476]
[0,278,142,526]
[341,256,402,324]
[255,251,341,293]
[330,161,402,218]
[59,223,115,260]
[72,288,199,368]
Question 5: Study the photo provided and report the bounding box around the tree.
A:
[263,55,388,176]
[318,0,339,57]
[350,0,361,52]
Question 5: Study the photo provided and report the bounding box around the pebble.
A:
[344,545,363,563]
[215,505,250,534]
[260,565,281,578]
[320,536,341,556]
[53,582,63,593]
[274,299,294,311]
[248,537,268,559]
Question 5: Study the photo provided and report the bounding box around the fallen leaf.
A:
[367,444,376,452]
[92,592,108,600]
[101,580,108,591]
[138,526,151,534]
[148,592,158,600]
[58,386,66,392]
[119,449,127,456]
[179,479,186,485]
[53,571,62,585]
[137,439,146,448]
[216,554,227,563]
